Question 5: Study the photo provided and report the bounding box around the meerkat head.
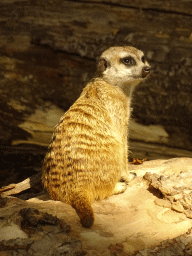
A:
[97,46,150,90]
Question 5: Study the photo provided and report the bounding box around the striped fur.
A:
[42,46,150,227]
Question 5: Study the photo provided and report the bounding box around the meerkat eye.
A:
[141,56,146,63]
[122,57,135,66]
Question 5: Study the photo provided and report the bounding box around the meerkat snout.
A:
[142,66,150,77]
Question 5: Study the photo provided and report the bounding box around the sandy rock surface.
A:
[144,169,192,219]
[0,158,192,255]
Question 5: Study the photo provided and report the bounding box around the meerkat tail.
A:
[71,190,94,228]
[42,46,151,228]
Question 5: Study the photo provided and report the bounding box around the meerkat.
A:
[42,46,150,228]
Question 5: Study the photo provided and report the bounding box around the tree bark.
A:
[0,0,192,185]
[0,172,41,196]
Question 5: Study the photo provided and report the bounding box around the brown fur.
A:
[42,46,150,228]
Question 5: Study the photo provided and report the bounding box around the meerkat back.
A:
[42,46,150,228]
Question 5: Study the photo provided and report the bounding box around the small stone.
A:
[154,198,171,208]
[173,194,183,200]
[185,210,192,219]
[171,202,184,213]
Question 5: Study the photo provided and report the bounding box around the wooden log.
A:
[0,173,42,196]
[0,0,192,172]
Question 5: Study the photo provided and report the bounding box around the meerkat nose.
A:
[142,66,151,77]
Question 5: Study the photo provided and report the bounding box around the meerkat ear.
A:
[97,58,108,73]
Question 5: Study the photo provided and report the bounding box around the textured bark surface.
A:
[0,0,192,186]
[1,158,192,255]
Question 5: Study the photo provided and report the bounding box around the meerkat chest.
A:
[101,92,130,141]
[108,101,129,139]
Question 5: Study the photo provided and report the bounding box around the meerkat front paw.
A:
[112,182,127,195]
[120,172,137,184]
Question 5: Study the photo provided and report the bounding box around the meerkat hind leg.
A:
[112,182,127,195]
[120,172,137,184]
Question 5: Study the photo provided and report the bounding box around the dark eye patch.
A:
[122,57,135,66]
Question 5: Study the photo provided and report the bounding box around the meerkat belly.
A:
[42,101,124,203]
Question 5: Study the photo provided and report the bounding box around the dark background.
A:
[0,0,192,187]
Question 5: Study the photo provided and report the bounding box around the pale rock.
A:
[0,223,28,241]
[0,158,192,255]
